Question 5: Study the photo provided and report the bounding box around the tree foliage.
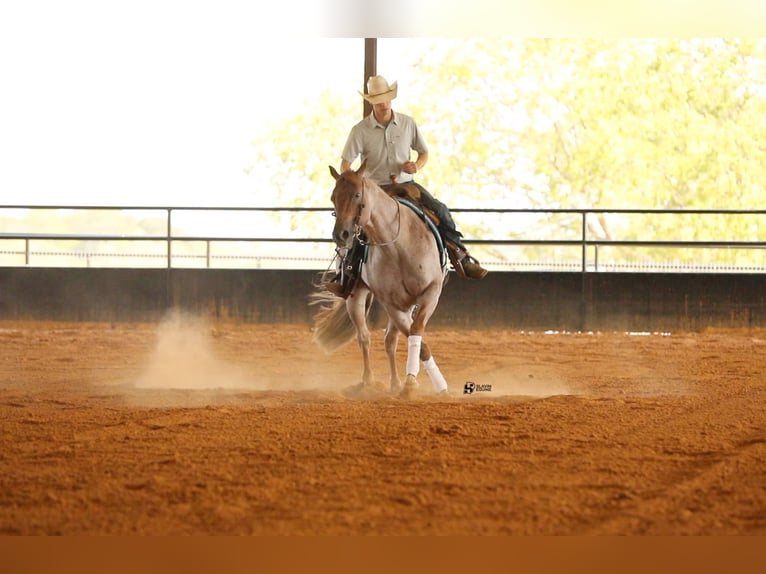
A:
[247,38,766,267]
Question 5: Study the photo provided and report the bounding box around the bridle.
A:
[335,178,402,247]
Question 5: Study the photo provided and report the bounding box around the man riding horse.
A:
[325,75,488,299]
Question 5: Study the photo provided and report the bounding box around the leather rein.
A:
[352,180,402,247]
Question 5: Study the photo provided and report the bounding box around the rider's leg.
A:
[414,185,488,280]
[325,238,365,298]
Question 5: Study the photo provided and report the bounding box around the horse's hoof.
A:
[398,376,419,400]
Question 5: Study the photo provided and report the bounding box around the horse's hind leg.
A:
[384,318,402,393]
[419,340,448,394]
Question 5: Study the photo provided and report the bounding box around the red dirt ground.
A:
[1,315,765,535]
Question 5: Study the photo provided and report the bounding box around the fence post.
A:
[580,211,588,331]
[166,208,172,310]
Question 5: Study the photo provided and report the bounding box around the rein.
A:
[353,182,402,247]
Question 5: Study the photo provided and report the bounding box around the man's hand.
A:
[402,161,418,174]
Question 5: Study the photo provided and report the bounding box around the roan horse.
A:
[311,162,450,397]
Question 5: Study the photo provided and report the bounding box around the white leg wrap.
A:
[406,335,422,376]
[423,356,448,393]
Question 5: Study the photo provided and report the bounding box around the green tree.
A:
[247,39,766,268]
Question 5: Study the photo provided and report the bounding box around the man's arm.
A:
[403,150,428,175]
[415,150,428,172]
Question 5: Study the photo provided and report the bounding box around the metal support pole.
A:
[581,211,587,274]
[363,38,377,118]
[166,209,173,309]
[580,212,587,331]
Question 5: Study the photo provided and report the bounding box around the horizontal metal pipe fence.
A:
[2,205,766,273]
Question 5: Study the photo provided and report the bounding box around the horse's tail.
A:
[309,280,373,354]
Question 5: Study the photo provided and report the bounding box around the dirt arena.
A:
[1,314,765,535]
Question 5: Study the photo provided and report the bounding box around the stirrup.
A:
[461,256,488,280]
[450,255,468,279]
[449,251,488,280]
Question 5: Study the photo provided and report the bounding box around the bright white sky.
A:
[1,1,756,209]
[0,2,369,207]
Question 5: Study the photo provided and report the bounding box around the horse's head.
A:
[329,161,368,249]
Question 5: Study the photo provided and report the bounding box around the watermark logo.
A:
[463,381,492,395]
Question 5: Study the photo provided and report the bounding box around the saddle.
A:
[384,183,469,278]
[384,183,432,219]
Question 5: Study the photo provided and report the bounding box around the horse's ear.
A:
[329,166,340,180]
[356,160,367,177]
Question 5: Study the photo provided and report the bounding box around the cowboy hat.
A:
[360,75,398,104]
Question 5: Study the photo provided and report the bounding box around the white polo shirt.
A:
[341,110,429,187]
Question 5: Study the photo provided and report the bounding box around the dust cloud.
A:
[129,313,579,402]
[134,311,251,391]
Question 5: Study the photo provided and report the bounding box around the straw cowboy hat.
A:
[360,75,398,104]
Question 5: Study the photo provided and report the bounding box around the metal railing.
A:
[2,205,766,272]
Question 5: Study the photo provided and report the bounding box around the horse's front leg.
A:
[384,319,402,393]
[401,293,448,396]
[346,288,373,386]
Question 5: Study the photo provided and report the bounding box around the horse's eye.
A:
[354,192,362,199]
